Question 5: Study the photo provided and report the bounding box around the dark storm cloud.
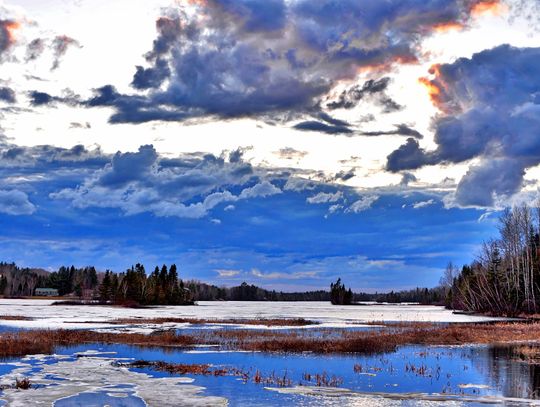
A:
[455,158,526,207]
[326,78,391,110]
[97,145,159,187]
[362,124,423,139]
[334,169,356,182]
[293,120,353,135]
[82,0,494,124]
[386,138,433,172]
[29,90,53,106]
[0,86,15,103]
[386,44,540,206]
[131,58,171,90]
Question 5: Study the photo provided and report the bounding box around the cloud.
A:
[239,181,282,199]
[28,90,54,106]
[131,58,171,90]
[216,269,241,277]
[361,124,423,139]
[25,38,45,61]
[0,19,19,57]
[346,195,379,213]
[293,120,352,135]
[274,147,308,160]
[50,145,283,219]
[400,172,417,186]
[307,191,343,204]
[454,158,525,207]
[51,35,80,70]
[386,137,433,172]
[0,189,35,215]
[412,199,435,209]
[333,169,355,181]
[0,86,15,103]
[386,44,540,207]
[82,0,495,124]
[326,77,391,110]
[251,268,317,280]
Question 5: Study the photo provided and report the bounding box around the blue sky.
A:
[0,0,538,291]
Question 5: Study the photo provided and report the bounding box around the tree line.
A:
[448,204,540,316]
[99,264,193,305]
[0,261,447,305]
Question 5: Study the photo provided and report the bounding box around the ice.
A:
[0,353,227,406]
[266,386,540,405]
[0,300,506,333]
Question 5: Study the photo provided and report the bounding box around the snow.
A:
[0,300,506,332]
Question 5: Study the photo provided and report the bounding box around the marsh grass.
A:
[72,317,317,327]
[2,322,540,358]
[514,345,540,364]
[0,315,33,321]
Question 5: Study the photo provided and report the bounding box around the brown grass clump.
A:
[15,378,31,389]
[302,372,343,387]
[0,329,197,358]
[86,317,317,327]
[0,378,32,390]
[0,315,33,321]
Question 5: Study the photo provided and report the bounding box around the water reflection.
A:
[475,345,540,399]
[0,339,539,405]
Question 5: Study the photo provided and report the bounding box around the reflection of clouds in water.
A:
[0,352,226,406]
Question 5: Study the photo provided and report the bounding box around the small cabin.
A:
[35,288,59,297]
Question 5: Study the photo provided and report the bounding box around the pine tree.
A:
[99,271,112,302]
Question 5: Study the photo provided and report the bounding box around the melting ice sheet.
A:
[0,300,507,333]
[0,351,226,406]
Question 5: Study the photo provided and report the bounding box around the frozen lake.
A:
[0,300,505,332]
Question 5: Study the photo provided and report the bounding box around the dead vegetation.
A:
[0,378,32,390]
[0,315,33,321]
[73,317,317,327]
[513,345,540,364]
[115,360,293,387]
[0,329,196,358]
[1,322,540,359]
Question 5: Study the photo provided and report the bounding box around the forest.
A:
[448,204,540,317]
[0,261,444,305]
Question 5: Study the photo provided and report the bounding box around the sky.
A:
[0,0,539,292]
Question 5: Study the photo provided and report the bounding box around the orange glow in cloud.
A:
[183,0,208,6]
[4,20,21,45]
[355,54,419,75]
[418,63,451,112]
[470,0,507,17]
[433,22,464,33]
[419,77,441,102]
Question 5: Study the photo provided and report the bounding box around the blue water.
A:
[50,342,540,405]
[1,324,539,406]
[55,385,147,407]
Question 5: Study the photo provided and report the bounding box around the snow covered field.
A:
[0,300,505,332]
